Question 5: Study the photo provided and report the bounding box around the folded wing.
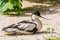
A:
[2,20,38,34]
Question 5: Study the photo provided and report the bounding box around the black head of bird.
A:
[32,10,40,17]
[32,10,49,20]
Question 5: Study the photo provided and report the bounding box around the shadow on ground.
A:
[20,0,60,15]
[5,31,59,36]
[3,5,60,17]
[25,0,60,5]
[2,0,60,16]
[21,5,59,15]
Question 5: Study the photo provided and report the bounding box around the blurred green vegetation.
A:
[0,0,60,16]
[0,0,22,15]
[44,27,60,40]
[47,37,60,40]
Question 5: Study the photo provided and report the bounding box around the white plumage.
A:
[2,10,48,35]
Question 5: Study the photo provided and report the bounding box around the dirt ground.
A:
[0,0,60,40]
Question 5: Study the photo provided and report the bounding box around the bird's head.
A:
[31,10,49,21]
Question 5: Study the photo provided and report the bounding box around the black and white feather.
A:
[2,10,46,35]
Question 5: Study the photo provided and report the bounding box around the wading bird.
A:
[2,10,49,35]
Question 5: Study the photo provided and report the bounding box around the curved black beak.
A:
[40,16,50,20]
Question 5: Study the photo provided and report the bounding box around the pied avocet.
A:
[2,10,49,35]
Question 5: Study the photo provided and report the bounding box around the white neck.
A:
[32,15,43,32]
[34,18,42,32]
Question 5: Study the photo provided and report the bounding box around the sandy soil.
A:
[0,11,60,40]
[0,0,60,40]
